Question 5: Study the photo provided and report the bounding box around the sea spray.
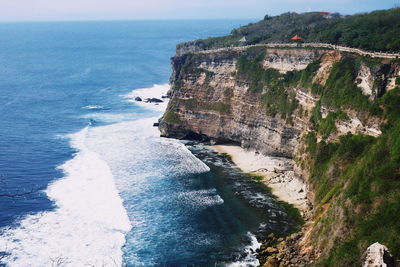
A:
[0,127,132,266]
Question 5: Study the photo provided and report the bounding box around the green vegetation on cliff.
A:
[232,41,400,265]
[206,102,231,114]
[180,8,400,52]
[235,47,374,122]
[304,88,400,266]
[236,47,299,119]
[163,110,181,124]
[319,58,371,110]
[317,111,348,138]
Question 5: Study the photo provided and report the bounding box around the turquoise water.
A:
[0,20,296,266]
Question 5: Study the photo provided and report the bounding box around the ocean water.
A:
[0,20,297,266]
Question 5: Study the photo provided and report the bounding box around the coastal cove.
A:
[212,145,309,213]
[0,20,302,266]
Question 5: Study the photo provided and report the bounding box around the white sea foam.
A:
[81,112,141,123]
[0,117,211,266]
[0,127,132,267]
[227,232,261,267]
[83,105,106,110]
[83,117,210,181]
[0,83,217,266]
[122,83,170,112]
[177,189,224,210]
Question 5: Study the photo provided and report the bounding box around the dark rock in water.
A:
[153,122,160,127]
[135,96,142,101]
[146,98,163,103]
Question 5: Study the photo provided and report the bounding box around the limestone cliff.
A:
[159,43,400,266]
[160,47,395,156]
[160,48,327,157]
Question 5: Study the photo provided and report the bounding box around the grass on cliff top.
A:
[306,88,400,266]
[181,8,400,53]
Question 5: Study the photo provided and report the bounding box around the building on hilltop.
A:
[319,11,341,19]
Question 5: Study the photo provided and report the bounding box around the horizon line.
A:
[0,7,395,24]
[0,18,260,24]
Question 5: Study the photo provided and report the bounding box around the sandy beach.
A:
[212,145,309,212]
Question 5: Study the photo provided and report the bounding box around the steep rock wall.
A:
[160,48,328,157]
[160,47,394,157]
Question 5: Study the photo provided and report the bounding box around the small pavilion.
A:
[291,35,303,46]
[291,35,303,41]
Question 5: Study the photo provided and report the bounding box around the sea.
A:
[0,20,297,266]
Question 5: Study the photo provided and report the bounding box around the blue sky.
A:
[0,0,398,21]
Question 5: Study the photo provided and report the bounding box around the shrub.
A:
[206,102,231,114]
[321,58,371,111]
[163,110,181,124]
[317,111,349,138]
[310,101,322,125]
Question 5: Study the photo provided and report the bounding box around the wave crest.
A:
[0,127,132,266]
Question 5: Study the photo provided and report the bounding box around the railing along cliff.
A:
[186,43,400,59]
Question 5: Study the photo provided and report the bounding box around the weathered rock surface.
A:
[159,47,391,157]
[262,48,325,73]
[160,48,322,157]
[362,243,396,267]
[356,62,375,97]
[312,50,342,86]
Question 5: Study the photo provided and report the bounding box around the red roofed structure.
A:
[291,35,303,41]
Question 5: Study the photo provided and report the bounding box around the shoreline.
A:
[211,144,309,213]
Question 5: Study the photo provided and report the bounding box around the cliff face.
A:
[161,48,327,157]
[160,44,400,266]
[160,47,392,156]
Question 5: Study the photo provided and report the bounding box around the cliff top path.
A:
[178,42,400,59]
